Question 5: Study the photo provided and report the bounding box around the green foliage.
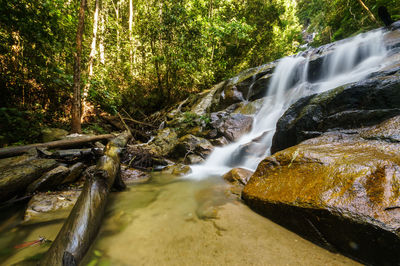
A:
[182,112,199,126]
[82,123,107,135]
[2,0,395,146]
[0,107,44,147]
[182,112,211,128]
[297,0,400,46]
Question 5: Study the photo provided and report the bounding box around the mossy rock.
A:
[244,129,400,265]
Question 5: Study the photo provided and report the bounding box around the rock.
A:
[233,98,265,115]
[149,128,179,157]
[161,164,191,176]
[191,81,228,116]
[0,159,58,202]
[243,128,400,265]
[222,168,253,185]
[41,128,69,143]
[186,154,204,164]
[171,134,214,160]
[384,23,400,49]
[0,154,35,171]
[228,131,270,166]
[23,191,81,224]
[210,112,253,142]
[210,136,229,147]
[26,165,70,193]
[360,115,400,142]
[62,162,85,184]
[123,143,171,170]
[215,85,245,111]
[191,63,276,115]
[120,166,151,184]
[195,185,231,220]
[246,74,272,100]
[271,74,400,154]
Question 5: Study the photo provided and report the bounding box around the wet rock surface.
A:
[222,168,253,186]
[243,115,400,265]
[271,72,400,154]
[161,164,191,176]
[171,134,214,161]
[121,166,151,184]
[210,112,253,142]
[23,191,81,224]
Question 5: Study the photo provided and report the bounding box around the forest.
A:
[0,0,399,145]
[1,1,400,265]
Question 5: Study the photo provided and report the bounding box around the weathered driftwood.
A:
[0,134,114,159]
[0,159,59,203]
[40,131,131,266]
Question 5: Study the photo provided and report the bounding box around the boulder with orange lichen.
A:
[243,116,400,265]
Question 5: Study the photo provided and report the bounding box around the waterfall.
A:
[188,29,388,179]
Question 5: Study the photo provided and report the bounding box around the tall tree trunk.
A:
[112,0,120,63]
[82,0,101,122]
[129,0,134,75]
[99,4,105,65]
[71,0,87,133]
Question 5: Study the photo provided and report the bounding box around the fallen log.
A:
[0,159,59,203]
[40,131,131,266]
[0,134,115,159]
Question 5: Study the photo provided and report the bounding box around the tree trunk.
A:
[71,0,87,133]
[0,134,114,159]
[82,0,101,122]
[129,0,134,75]
[99,4,106,64]
[40,131,131,266]
[112,0,120,63]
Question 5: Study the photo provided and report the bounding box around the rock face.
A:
[210,112,253,142]
[171,134,214,161]
[271,73,400,154]
[243,115,400,265]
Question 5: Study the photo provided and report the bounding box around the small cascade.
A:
[188,29,389,179]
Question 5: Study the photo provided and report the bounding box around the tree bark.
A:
[82,0,101,122]
[0,134,114,159]
[71,0,87,133]
[99,4,106,64]
[40,131,131,266]
[129,0,134,75]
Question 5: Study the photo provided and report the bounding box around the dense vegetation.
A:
[0,0,398,145]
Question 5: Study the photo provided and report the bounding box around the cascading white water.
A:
[188,29,388,179]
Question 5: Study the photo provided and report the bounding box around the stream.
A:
[0,174,358,265]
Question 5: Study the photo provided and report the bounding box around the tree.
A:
[71,0,87,133]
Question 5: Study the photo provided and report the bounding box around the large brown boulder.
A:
[243,118,400,265]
